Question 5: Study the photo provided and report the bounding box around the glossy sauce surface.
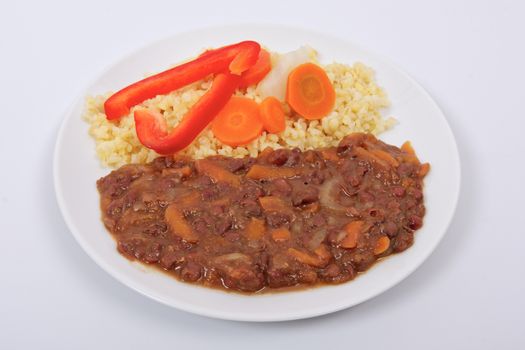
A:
[97,133,428,293]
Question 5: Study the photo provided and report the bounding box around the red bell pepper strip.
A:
[104,41,261,120]
[200,48,272,88]
[134,73,241,155]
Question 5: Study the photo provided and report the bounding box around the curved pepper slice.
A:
[104,41,261,120]
[134,73,241,155]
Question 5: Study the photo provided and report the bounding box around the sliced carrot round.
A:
[259,96,286,134]
[374,236,390,255]
[286,62,335,120]
[212,96,263,147]
[239,49,272,88]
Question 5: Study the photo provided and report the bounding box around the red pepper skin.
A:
[105,41,260,120]
[134,73,241,155]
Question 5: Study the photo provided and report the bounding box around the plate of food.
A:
[54,24,460,321]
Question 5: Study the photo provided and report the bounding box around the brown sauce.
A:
[97,133,429,293]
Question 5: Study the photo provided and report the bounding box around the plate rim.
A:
[53,23,461,322]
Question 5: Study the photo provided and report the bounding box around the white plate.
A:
[54,24,460,322]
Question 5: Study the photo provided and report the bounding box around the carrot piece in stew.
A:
[161,165,192,178]
[195,159,240,187]
[246,164,300,180]
[320,148,340,163]
[369,149,399,167]
[374,236,390,255]
[401,141,421,164]
[165,204,198,243]
[314,244,331,263]
[401,141,415,155]
[287,248,322,267]
[258,196,292,213]
[245,218,266,240]
[419,163,431,177]
[353,147,391,168]
[271,227,291,242]
[178,192,201,208]
[340,221,364,249]
[287,246,330,268]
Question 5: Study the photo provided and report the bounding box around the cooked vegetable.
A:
[320,148,340,163]
[258,196,291,213]
[401,141,415,155]
[401,141,421,163]
[314,244,331,263]
[419,163,431,177]
[164,204,198,243]
[303,202,320,213]
[287,245,330,267]
[374,236,390,255]
[161,165,192,178]
[134,73,240,154]
[259,96,286,134]
[286,62,335,120]
[340,221,365,249]
[195,159,240,187]
[271,227,291,242]
[369,149,399,167]
[256,46,315,101]
[105,41,261,120]
[178,192,201,208]
[245,218,266,240]
[239,49,272,88]
[98,133,428,292]
[246,164,300,180]
[211,96,263,146]
[353,147,390,168]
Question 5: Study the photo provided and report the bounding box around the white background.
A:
[1,0,524,349]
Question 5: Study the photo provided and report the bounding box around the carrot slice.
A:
[271,227,291,242]
[374,236,390,255]
[286,63,335,120]
[212,96,263,146]
[178,192,201,208]
[369,149,399,167]
[239,49,272,88]
[195,159,240,187]
[320,148,340,163]
[287,246,330,268]
[314,244,331,263]
[259,96,286,134]
[161,165,192,178]
[340,221,364,249]
[353,147,390,168]
[246,164,301,180]
[419,163,431,177]
[165,204,198,243]
[245,218,266,240]
[303,202,320,213]
[401,141,421,164]
[401,141,415,155]
[258,196,291,213]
